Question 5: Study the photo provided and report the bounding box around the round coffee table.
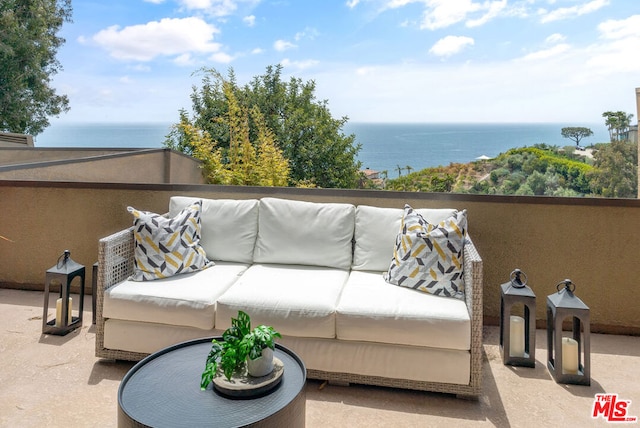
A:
[117,337,306,428]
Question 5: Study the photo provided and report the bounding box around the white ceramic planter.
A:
[246,347,274,377]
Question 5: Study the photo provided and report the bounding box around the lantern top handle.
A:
[510,269,527,288]
[556,279,576,293]
[56,250,71,269]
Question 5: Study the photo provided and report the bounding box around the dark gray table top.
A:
[118,337,306,428]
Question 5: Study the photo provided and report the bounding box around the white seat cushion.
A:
[336,271,470,350]
[169,197,259,263]
[352,205,456,272]
[103,262,249,330]
[216,264,350,339]
[253,197,355,269]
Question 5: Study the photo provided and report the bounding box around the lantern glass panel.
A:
[500,269,536,367]
[546,280,590,385]
[42,251,85,336]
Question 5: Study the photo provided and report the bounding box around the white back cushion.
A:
[253,197,355,269]
[169,197,259,263]
[352,205,456,272]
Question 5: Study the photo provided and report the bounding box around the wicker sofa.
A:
[95,196,483,398]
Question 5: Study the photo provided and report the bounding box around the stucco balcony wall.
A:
[0,180,638,334]
[0,148,205,184]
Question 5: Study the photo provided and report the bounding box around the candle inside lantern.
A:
[562,337,579,374]
[509,315,525,357]
[55,297,73,327]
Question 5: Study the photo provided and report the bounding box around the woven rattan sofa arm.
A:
[95,226,135,358]
[463,234,483,398]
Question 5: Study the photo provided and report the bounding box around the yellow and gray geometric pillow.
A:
[384,205,467,299]
[127,200,212,281]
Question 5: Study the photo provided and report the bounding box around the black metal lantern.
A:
[42,250,85,335]
[500,269,536,367]
[546,279,590,385]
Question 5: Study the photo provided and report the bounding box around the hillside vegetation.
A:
[382,141,638,198]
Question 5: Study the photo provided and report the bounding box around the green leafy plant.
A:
[200,311,281,389]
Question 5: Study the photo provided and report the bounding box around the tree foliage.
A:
[561,127,593,146]
[588,140,638,198]
[0,0,72,135]
[602,111,634,142]
[165,80,290,186]
[168,65,361,188]
[379,142,638,198]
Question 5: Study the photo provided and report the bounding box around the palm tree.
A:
[603,111,635,142]
[405,165,413,175]
[396,165,403,177]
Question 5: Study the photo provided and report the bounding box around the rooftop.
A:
[1,288,638,427]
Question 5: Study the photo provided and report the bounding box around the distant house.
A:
[361,168,379,180]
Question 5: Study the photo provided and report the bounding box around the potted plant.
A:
[200,311,281,390]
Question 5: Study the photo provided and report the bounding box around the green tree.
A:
[251,106,290,187]
[0,0,72,135]
[165,82,289,187]
[561,127,593,146]
[602,111,635,142]
[588,140,638,198]
[174,65,360,188]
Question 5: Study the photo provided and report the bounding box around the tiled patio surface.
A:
[1,288,638,427]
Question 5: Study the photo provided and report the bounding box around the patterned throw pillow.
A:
[384,205,467,299]
[127,200,212,281]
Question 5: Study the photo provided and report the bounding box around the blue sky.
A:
[52,0,639,124]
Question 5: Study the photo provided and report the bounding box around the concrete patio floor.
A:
[1,288,638,428]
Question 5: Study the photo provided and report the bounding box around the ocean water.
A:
[35,122,609,176]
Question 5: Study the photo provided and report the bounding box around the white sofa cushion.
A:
[169,197,259,263]
[103,262,249,330]
[336,270,470,350]
[278,336,470,386]
[216,263,349,339]
[253,197,355,269]
[352,205,456,272]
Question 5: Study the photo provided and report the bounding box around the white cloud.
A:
[369,0,508,30]
[92,17,222,61]
[420,0,481,30]
[295,27,319,42]
[144,0,165,4]
[598,14,640,40]
[210,51,234,63]
[173,53,195,66]
[466,0,507,27]
[545,33,566,44]
[251,47,264,54]
[274,39,297,51]
[243,15,256,26]
[280,58,319,70]
[346,0,360,8]
[429,35,474,57]
[177,0,261,17]
[539,0,610,23]
[519,43,570,61]
[585,15,640,73]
